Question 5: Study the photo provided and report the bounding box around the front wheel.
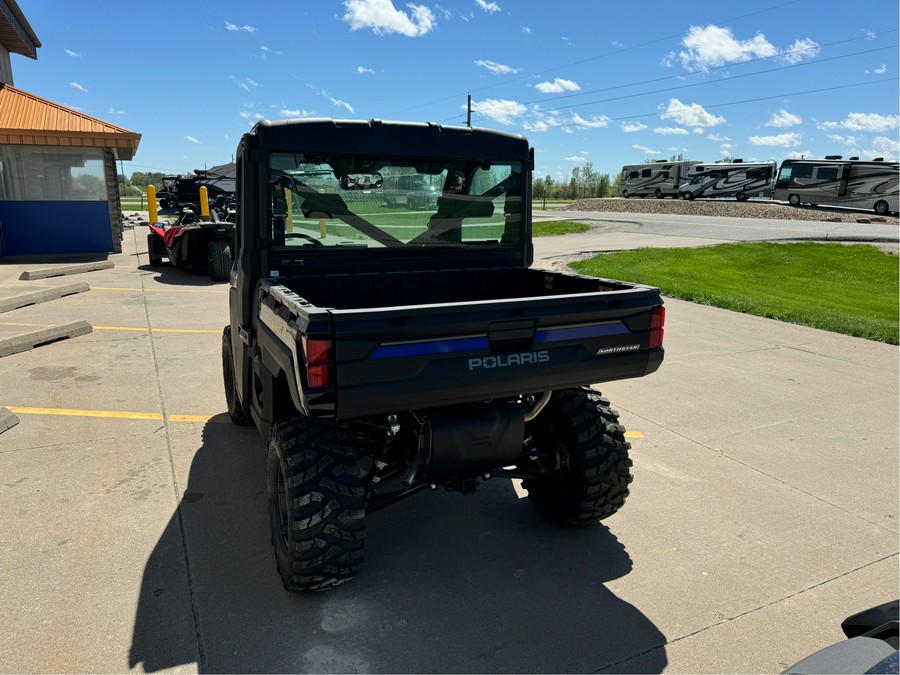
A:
[655,188,663,199]
[147,233,164,266]
[788,194,802,207]
[521,387,633,526]
[874,200,890,216]
[683,192,695,201]
[267,417,366,591]
[621,191,629,199]
[736,192,748,202]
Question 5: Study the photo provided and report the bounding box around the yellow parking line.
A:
[0,322,218,334]
[625,431,644,439]
[91,286,227,293]
[7,406,217,424]
[95,325,221,334]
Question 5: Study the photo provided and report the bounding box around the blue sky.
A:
[11,0,899,182]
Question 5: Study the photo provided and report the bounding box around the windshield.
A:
[268,153,523,250]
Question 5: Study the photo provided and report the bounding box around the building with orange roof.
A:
[0,0,141,255]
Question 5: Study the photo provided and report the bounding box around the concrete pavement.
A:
[0,216,896,673]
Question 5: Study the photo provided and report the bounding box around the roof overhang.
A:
[0,84,141,160]
[0,0,41,59]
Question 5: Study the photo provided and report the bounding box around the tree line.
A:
[533,162,621,201]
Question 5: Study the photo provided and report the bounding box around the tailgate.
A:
[331,288,663,418]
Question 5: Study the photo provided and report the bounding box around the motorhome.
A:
[774,156,898,215]
[679,160,776,201]
[619,160,700,199]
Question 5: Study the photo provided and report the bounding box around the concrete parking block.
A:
[0,320,92,357]
[18,261,115,280]
[0,282,90,314]
[0,406,19,433]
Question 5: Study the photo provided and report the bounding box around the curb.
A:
[0,406,19,434]
[19,261,114,281]
[0,321,93,358]
[0,282,91,314]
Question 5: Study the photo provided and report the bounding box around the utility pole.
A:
[467,94,472,127]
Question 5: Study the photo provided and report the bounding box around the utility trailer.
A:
[223,118,666,590]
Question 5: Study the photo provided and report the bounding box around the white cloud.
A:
[328,97,355,114]
[660,98,724,127]
[521,25,531,34]
[571,112,610,129]
[185,136,201,144]
[693,128,704,134]
[748,132,802,147]
[633,144,659,155]
[867,135,899,159]
[564,155,587,163]
[69,82,88,93]
[342,0,436,37]
[778,38,820,65]
[106,107,125,116]
[280,109,314,118]
[475,0,500,12]
[357,66,375,74]
[470,98,526,125]
[64,48,82,57]
[765,109,802,128]
[819,113,900,133]
[621,121,647,133]
[523,109,563,133]
[784,150,813,159]
[654,126,689,135]
[827,133,857,145]
[239,111,265,120]
[474,59,519,75]
[867,64,887,75]
[534,78,580,94]
[260,46,282,56]
[225,21,257,32]
[230,76,260,91]
[676,25,778,71]
[707,133,731,141]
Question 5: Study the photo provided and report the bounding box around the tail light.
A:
[301,335,334,388]
[649,306,665,350]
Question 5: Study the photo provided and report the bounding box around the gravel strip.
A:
[562,198,898,225]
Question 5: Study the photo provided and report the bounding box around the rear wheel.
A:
[207,240,232,281]
[874,200,890,216]
[521,387,633,526]
[267,417,366,591]
[221,326,252,426]
[683,192,695,201]
[736,192,748,202]
[788,193,802,207]
[655,188,663,199]
[622,191,630,199]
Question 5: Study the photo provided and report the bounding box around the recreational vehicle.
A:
[620,160,700,199]
[679,160,776,201]
[774,156,899,215]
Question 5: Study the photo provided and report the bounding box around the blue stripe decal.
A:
[370,336,490,360]
[535,323,629,343]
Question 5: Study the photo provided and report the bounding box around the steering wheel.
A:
[284,232,325,247]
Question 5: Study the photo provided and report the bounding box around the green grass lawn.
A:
[571,242,899,344]
[533,220,590,237]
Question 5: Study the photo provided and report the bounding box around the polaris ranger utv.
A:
[223,119,666,591]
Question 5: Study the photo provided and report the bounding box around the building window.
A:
[0,145,107,200]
